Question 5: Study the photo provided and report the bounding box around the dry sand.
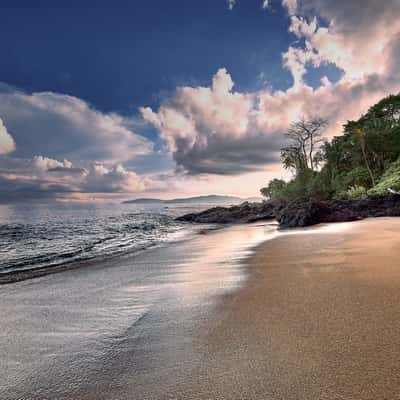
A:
[181,218,400,400]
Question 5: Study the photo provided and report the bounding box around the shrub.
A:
[345,185,368,199]
[260,179,287,199]
[343,166,373,189]
[368,159,400,195]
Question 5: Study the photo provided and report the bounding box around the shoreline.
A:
[0,223,222,285]
[3,217,400,399]
[0,221,277,399]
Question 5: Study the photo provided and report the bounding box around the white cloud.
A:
[0,155,168,201]
[0,117,16,155]
[282,44,319,88]
[287,0,400,81]
[142,62,400,175]
[141,68,284,175]
[142,0,400,177]
[82,163,148,193]
[227,0,236,10]
[33,155,73,172]
[282,0,298,15]
[0,86,153,163]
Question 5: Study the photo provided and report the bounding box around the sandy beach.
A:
[172,217,400,400]
[2,218,400,399]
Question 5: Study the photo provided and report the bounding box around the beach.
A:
[2,218,400,399]
[172,217,400,400]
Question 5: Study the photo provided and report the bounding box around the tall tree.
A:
[282,117,328,175]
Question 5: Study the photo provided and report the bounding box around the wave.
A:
[0,210,193,276]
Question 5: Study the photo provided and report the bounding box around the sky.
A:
[0,0,400,201]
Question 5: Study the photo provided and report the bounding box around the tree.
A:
[260,178,287,199]
[261,93,400,202]
[354,127,375,186]
[282,117,328,175]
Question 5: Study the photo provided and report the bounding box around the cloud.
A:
[0,85,152,163]
[142,0,400,177]
[33,155,73,172]
[229,0,293,12]
[3,0,400,200]
[282,0,298,15]
[227,0,236,10]
[141,66,398,175]
[140,68,283,175]
[0,155,169,201]
[82,163,148,193]
[288,0,400,81]
[0,117,16,155]
[282,44,319,89]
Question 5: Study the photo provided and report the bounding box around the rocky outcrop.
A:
[275,194,400,228]
[176,195,400,228]
[176,201,276,224]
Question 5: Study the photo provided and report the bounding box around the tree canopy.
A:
[261,93,400,201]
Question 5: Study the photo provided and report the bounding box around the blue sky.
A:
[0,0,399,201]
[1,0,294,114]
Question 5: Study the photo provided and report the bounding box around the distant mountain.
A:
[123,195,262,205]
[124,198,164,204]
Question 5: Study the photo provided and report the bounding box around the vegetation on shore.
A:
[261,94,400,201]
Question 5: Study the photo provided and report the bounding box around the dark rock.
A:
[176,194,400,228]
[176,201,276,224]
[275,194,400,228]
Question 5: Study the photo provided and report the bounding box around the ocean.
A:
[0,201,219,276]
[0,200,279,399]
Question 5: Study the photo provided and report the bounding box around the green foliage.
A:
[345,185,368,199]
[343,166,372,189]
[261,93,400,202]
[368,159,400,195]
[260,179,287,199]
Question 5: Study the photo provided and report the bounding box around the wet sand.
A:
[0,222,276,400]
[178,218,400,399]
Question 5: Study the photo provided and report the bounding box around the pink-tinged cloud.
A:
[140,68,283,175]
[282,0,298,15]
[0,155,170,201]
[0,117,16,155]
[141,0,400,176]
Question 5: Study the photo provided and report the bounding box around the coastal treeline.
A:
[261,94,400,201]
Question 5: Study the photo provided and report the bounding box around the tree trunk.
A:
[361,141,375,186]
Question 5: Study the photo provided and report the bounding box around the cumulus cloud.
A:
[141,0,400,176]
[282,0,298,15]
[141,66,397,175]
[287,0,400,81]
[0,85,152,163]
[82,163,148,193]
[140,68,283,175]
[0,117,16,155]
[0,155,167,201]
[33,156,73,172]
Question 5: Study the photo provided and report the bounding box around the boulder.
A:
[176,201,276,224]
[176,194,400,228]
[275,195,400,228]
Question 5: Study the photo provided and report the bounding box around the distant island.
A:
[123,195,262,205]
